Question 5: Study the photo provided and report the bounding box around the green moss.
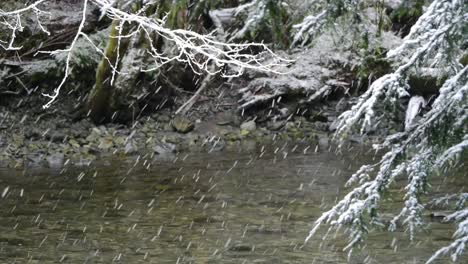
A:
[166,0,188,29]
[240,129,250,137]
[460,52,468,66]
[87,20,130,123]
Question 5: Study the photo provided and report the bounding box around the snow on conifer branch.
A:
[427,209,468,263]
[335,0,467,138]
[387,0,467,68]
[426,193,468,263]
[307,63,467,261]
[307,1,467,261]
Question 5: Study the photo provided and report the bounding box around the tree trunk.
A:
[86,1,220,123]
[87,20,130,123]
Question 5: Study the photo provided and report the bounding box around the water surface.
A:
[0,143,464,263]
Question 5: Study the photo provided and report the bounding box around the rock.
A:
[335,98,351,113]
[70,126,87,139]
[215,112,240,126]
[225,132,240,142]
[229,243,254,252]
[204,137,225,152]
[278,107,291,119]
[157,114,171,123]
[285,122,295,131]
[85,128,102,142]
[124,141,138,154]
[317,136,330,148]
[171,116,194,133]
[25,129,42,140]
[240,120,256,131]
[312,122,329,132]
[98,137,113,150]
[326,115,337,123]
[12,134,25,147]
[69,139,81,148]
[240,129,250,137]
[408,67,448,96]
[26,154,45,167]
[46,132,67,143]
[349,135,364,144]
[153,143,177,155]
[267,120,285,131]
[385,0,403,10]
[46,153,64,168]
[113,136,126,146]
[162,134,182,144]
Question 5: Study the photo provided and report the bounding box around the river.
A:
[0,142,464,263]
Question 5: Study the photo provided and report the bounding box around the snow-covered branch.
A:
[230,0,268,41]
[41,0,89,109]
[335,0,467,138]
[427,209,468,263]
[307,63,467,261]
[292,0,360,47]
[387,0,467,69]
[0,0,50,50]
[306,1,468,261]
[98,1,287,73]
[1,0,289,108]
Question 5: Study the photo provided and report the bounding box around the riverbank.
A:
[0,1,407,168]
[0,88,361,168]
[0,39,395,169]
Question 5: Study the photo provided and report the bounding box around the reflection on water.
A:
[0,143,464,263]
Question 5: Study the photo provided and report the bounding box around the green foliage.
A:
[354,37,392,85]
[375,0,390,37]
[189,0,240,21]
[166,0,188,29]
[164,0,239,30]
[428,110,466,151]
[237,0,291,48]
[390,0,424,22]
[389,0,425,35]
[260,0,290,47]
